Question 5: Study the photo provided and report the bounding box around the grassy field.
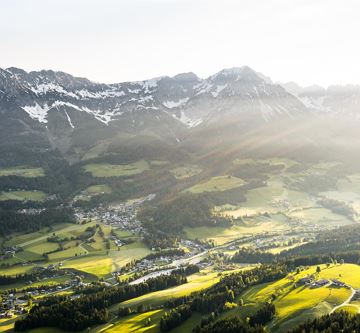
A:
[288,207,352,227]
[150,160,169,166]
[0,166,45,177]
[54,240,149,277]
[335,305,359,314]
[185,175,244,193]
[62,255,113,278]
[24,240,59,254]
[84,160,150,177]
[1,222,149,280]
[74,184,112,201]
[87,184,112,194]
[170,313,203,333]
[105,309,165,333]
[0,316,17,332]
[170,165,202,179]
[4,223,74,248]
[239,264,359,333]
[0,190,46,202]
[0,264,36,276]
[110,241,151,271]
[185,215,287,245]
[118,272,222,309]
[221,176,314,218]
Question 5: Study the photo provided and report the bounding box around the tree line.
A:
[0,207,75,236]
[160,265,286,331]
[193,302,275,333]
[14,273,187,331]
[288,311,360,333]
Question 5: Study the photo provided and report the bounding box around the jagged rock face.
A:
[0,65,314,157]
[282,82,360,118]
[0,66,305,127]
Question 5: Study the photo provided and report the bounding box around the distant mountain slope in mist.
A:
[1,65,359,160]
[282,81,360,118]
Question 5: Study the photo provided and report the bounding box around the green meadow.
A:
[0,190,46,202]
[84,160,150,177]
[0,166,45,178]
[185,175,244,193]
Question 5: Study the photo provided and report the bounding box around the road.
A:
[129,236,251,285]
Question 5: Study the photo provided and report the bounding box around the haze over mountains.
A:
[1,65,360,162]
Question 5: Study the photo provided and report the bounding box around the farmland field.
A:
[105,309,165,333]
[170,164,202,179]
[239,264,360,332]
[119,271,222,309]
[0,190,46,202]
[84,160,150,177]
[62,255,113,278]
[185,175,244,193]
[185,214,287,245]
[109,241,151,271]
[0,166,45,177]
[86,184,112,195]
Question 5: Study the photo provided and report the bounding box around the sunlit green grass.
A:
[185,175,244,193]
[84,160,150,177]
[105,309,164,333]
[62,255,113,278]
[240,264,359,332]
[118,272,222,309]
[0,166,44,178]
[0,190,46,202]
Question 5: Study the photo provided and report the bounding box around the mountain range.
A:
[1,65,360,162]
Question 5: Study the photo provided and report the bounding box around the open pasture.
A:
[240,264,360,332]
[185,175,244,193]
[87,184,112,194]
[105,309,164,333]
[185,215,287,245]
[62,255,113,278]
[170,164,202,179]
[84,160,150,177]
[109,241,151,271]
[0,166,45,178]
[118,272,222,309]
[0,190,46,202]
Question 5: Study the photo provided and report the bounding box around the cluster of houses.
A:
[0,275,88,319]
[0,246,18,259]
[74,194,156,235]
[272,199,291,209]
[0,293,27,318]
[297,276,348,288]
[18,208,45,215]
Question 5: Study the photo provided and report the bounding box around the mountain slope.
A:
[0,66,310,159]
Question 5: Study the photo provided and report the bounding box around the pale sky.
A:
[1,0,359,86]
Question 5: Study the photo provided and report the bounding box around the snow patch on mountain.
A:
[299,96,331,112]
[21,100,115,125]
[31,83,79,99]
[64,110,75,129]
[76,89,125,99]
[52,101,82,111]
[21,103,50,123]
[163,97,189,109]
[80,107,113,124]
[211,84,227,97]
[172,111,203,128]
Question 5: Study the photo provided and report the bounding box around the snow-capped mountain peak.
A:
[0,65,306,131]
